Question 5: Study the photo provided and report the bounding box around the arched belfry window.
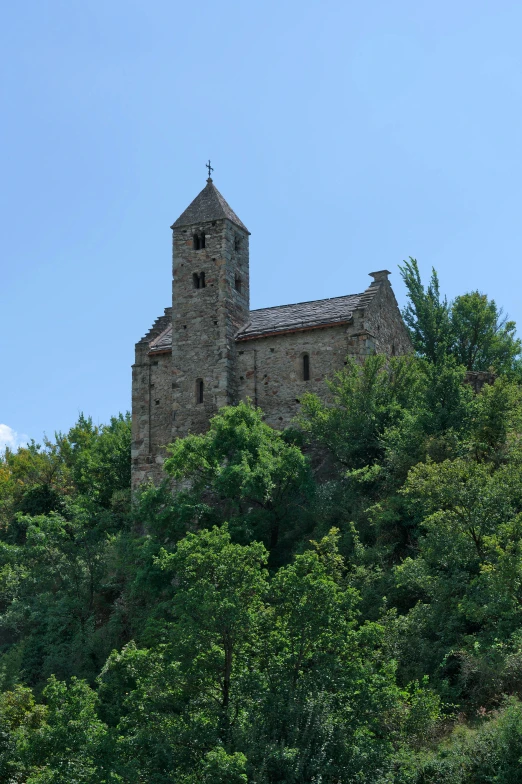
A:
[234,274,242,293]
[193,232,205,250]
[303,354,310,381]
[193,272,206,289]
[196,379,204,404]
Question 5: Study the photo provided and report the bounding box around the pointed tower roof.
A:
[171,178,249,233]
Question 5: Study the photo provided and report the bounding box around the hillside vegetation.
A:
[2,260,522,782]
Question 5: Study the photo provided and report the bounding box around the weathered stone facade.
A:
[132,179,411,488]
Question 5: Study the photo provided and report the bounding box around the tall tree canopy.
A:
[2,274,522,781]
[400,257,521,372]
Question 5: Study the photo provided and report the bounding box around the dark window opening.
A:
[303,354,310,381]
[155,399,160,405]
[196,379,204,404]
[193,232,205,250]
[234,235,241,252]
[391,343,396,356]
[193,272,206,289]
[235,274,242,293]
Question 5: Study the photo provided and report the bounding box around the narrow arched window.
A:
[303,354,310,381]
[200,233,206,249]
[193,233,200,250]
[193,272,206,289]
[235,274,242,293]
[196,379,204,404]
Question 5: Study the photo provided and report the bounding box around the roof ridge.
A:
[249,292,364,313]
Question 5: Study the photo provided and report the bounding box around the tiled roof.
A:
[171,179,249,233]
[144,282,382,353]
[235,292,367,340]
[149,325,172,353]
[138,308,172,345]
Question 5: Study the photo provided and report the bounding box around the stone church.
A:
[131,177,411,488]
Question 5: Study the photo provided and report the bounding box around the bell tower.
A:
[170,176,250,437]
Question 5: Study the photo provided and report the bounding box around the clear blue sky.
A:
[2,0,522,447]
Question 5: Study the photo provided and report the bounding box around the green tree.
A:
[251,531,409,782]
[395,456,522,696]
[450,290,521,373]
[0,508,123,689]
[19,677,108,784]
[158,525,268,738]
[399,257,451,364]
[98,528,435,783]
[164,401,314,559]
[0,686,45,783]
[56,413,132,510]
[415,696,522,783]
[299,354,422,471]
[400,258,521,373]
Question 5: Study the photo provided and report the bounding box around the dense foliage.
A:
[1,266,522,781]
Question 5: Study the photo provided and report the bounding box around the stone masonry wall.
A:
[236,322,377,429]
[363,273,412,356]
[131,327,173,488]
[235,275,411,431]
[170,218,250,439]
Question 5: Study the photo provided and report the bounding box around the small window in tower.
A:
[234,234,241,252]
[200,233,206,249]
[303,354,310,381]
[235,274,242,293]
[196,378,204,405]
[193,272,206,289]
[193,233,200,250]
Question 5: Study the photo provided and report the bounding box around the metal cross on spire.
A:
[206,159,214,179]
